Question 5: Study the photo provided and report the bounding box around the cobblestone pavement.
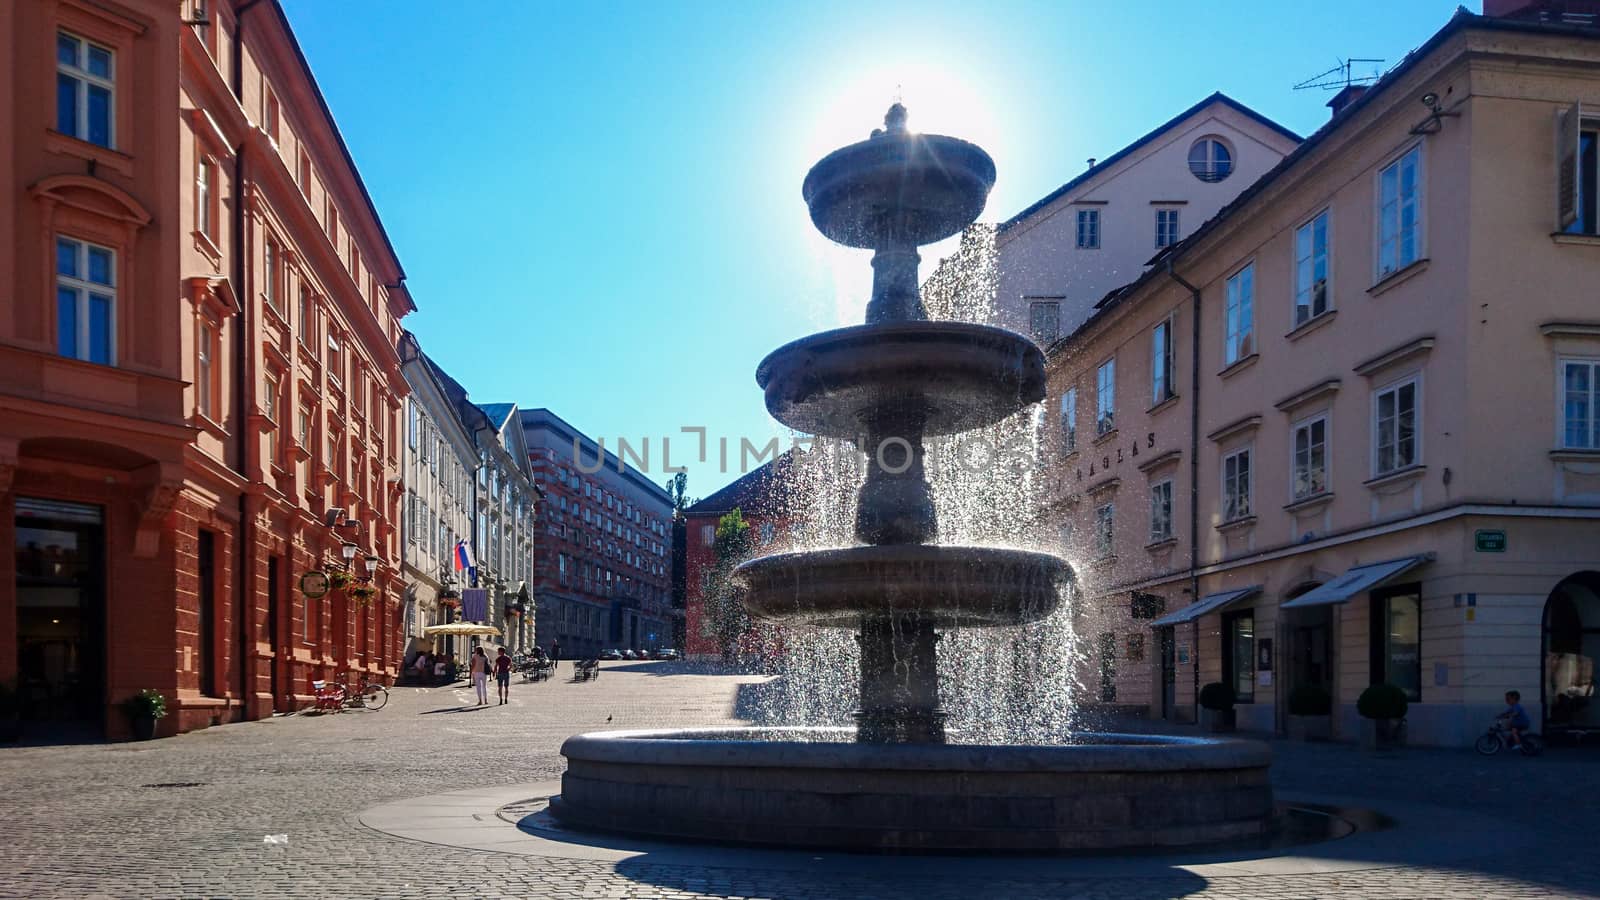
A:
[1,661,1598,898]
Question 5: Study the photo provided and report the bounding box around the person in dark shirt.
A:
[1499,689,1532,752]
[494,648,513,705]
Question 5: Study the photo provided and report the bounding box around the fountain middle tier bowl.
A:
[802,130,995,249]
[733,544,1070,628]
[756,321,1046,440]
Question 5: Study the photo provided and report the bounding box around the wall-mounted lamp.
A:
[340,541,359,565]
[1410,90,1459,135]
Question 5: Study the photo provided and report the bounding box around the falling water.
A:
[703,223,1088,745]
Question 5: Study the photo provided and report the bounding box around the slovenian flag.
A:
[453,540,474,572]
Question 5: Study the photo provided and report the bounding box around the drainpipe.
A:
[230,0,266,717]
[1163,259,1202,724]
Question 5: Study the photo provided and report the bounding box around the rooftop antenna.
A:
[1293,57,1384,92]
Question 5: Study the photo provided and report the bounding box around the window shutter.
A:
[1559,101,1582,231]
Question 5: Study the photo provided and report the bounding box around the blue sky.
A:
[282,0,1467,499]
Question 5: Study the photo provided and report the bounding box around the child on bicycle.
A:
[1498,690,1532,752]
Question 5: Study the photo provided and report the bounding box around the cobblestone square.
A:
[1,662,1598,898]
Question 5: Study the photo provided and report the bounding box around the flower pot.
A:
[1360,717,1404,752]
[1203,708,1236,733]
[1287,714,1331,742]
[131,714,158,741]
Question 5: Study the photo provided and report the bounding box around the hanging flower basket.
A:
[328,569,354,591]
[348,584,378,606]
[439,597,461,610]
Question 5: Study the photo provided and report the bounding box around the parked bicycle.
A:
[1475,718,1543,756]
[336,672,388,711]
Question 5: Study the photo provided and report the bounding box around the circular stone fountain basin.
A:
[552,728,1275,852]
[756,321,1046,440]
[803,131,995,248]
[733,544,1068,628]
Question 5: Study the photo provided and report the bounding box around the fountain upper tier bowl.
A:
[733,544,1069,628]
[756,321,1046,439]
[802,130,995,248]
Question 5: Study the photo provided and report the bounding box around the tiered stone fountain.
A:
[552,106,1273,851]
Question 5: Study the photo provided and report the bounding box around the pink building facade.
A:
[1044,9,1600,746]
[1,0,413,737]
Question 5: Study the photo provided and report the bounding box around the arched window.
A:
[1188,137,1234,183]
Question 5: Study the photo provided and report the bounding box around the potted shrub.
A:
[1199,682,1236,733]
[348,584,377,606]
[1357,682,1409,752]
[327,569,354,591]
[0,682,21,743]
[1286,683,1333,741]
[123,689,168,741]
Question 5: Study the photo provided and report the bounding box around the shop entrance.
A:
[14,498,105,726]
[1544,572,1600,736]
[1158,626,1177,719]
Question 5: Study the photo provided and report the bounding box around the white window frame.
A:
[1076,208,1101,249]
[1291,414,1329,501]
[1224,262,1254,366]
[1060,388,1077,454]
[1188,137,1233,183]
[1028,299,1061,344]
[1371,374,1422,477]
[57,31,115,149]
[1152,318,1175,404]
[1559,357,1600,449]
[1293,209,1331,326]
[55,236,116,366]
[197,156,214,240]
[1376,144,1424,280]
[1221,446,1253,522]
[1094,502,1115,558]
[1096,358,1116,435]
[1149,480,1173,543]
[1155,208,1180,248]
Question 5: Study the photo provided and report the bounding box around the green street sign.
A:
[1474,529,1507,553]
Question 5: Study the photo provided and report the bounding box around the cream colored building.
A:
[988,94,1300,346]
[1044,8,1600,747]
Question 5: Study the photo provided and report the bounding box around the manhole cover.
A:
[141,782,207,789]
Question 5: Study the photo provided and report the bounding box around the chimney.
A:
[1326,85,1369,118]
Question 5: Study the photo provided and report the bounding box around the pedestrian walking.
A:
[494,647,513,705]
[469,647,489,706]
[550,639,562,671]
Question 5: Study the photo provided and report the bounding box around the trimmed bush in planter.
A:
[123,689,167,741]
[1286,683,1333,741]
[1357,683,1409,751]
[1199,682,1236,733]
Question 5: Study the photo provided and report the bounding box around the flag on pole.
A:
[453,540,474,572]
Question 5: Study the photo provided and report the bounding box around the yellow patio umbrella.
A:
[422,622,502,637]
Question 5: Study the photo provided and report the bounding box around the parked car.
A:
[598,648,623,661]
[653,648,681,660]
[622,649,638,660]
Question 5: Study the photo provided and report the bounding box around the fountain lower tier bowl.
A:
[552,728,1275,852]
[732,545,1069,628]
[756,322,1046,439]
[802,131,995,249]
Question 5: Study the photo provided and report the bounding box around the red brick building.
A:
[1,0,412,737]
[683,452,798,661]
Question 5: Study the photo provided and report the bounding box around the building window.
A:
[1151,319,1174,404]
[1291,415,1328,500]
[1374,377,1419,475]
[326,333,342,386]
[57,32,114,148]
[1222,447,1252,521]
[1094,502,1114,558]
[1562,359,1600,449]
[297,405,311,449]
[1371,586,1421,701]
[1188,137,1232,183]
[1028,300,1061,344]
[196,156,216,240]
[1076,209,1100,249]
[759,522,776,544]
[1155,208,1180,248]
[408,400,420,450]
[55,237,114,365]
[1378,145,1422,278]
[298,148,312,194]
[1149,480,1173,543]
[1096,358,1115,435]
[264,371,280,424]
[196,319,216,418]
[297,286,312,342]
[1223,611,1255,703]
[264,87,280,145]
[1559,105,1598,235]
[1224,263,1254,365]
[1060,388,1077,454]
[1293,210,1330,326]
[1098,632,1117,702]
[264,239,283,314]
[701,524,715,547]
[325,199,338,242]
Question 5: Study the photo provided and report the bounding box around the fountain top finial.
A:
[870,103,909,139]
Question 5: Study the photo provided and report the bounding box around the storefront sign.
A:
[1474,529,1507,553]
[300,570,330,599]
